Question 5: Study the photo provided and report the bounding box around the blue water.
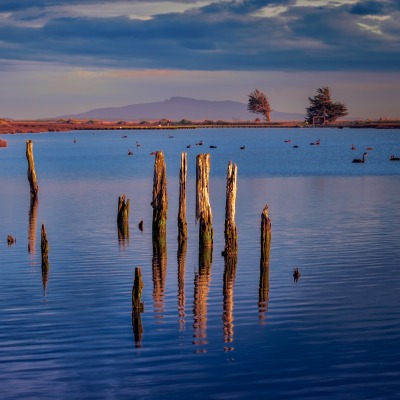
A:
[1,128,400,399]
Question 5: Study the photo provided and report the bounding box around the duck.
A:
[352,152,367,163]
[136,141,140,147]
[366,147,373,150]
[390,155,400,161]
[128,149,133,156]
[209,145,217,149]
[351,144,356,150]
[293,145,299,148]
[284,139,291,143]
[309,139,320,146]
[186,144,191,148]
[196,140,204,146]
[168,134,174,139]
[293,267,301,282]
[149,151,156,156]
[240,145,246,150]
[122,135,128,139]
[73,138,77,143]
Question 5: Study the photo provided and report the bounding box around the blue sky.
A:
[0,0,399,119]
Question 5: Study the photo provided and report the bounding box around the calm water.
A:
[1,128,400,399]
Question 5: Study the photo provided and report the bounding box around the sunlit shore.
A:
[1,118,399,134]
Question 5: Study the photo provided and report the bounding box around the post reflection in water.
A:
[193,247,212,352]
[117,220,130,251]
[132,311,144,348]
[152,238,167,320]
[41,224,50,297]
[177,240,187,331]
[28,198,38,263]
[223,253,237,351]
[259,205,272,325]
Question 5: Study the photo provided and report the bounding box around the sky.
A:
[0,0,399,120]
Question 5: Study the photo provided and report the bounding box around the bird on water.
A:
[352,152,367,163]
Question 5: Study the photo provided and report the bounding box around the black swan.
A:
[352,152,367,163]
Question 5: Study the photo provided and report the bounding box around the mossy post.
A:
[117,195,130,243]
[26,140,39,201]
[117,194,130,224]
[196,154,213,250]
[41,224,50,294]
[178,152,188,246]
[224,161,238,256]
[259,205,271,324]
[151,151,168,245]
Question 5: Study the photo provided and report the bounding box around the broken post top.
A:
[152,150,168,212]
[196,154,213,223]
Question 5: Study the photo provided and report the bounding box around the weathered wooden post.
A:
[224,161,238,256]
[223,252,237,351]
[151,151,168,244]
[117,195,130,245]
[117,194,130,224]
[196,154,213,249]
[26,140,39,200]
[178,152,188,246]
[260,204,271,266]
[132,267,144,348]
[41,224,50,295]
[28,198,38,257]
[259,204,271,324]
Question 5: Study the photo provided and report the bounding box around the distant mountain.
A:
[61,97,303,122]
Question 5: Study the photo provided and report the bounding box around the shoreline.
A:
[1,119,399,134]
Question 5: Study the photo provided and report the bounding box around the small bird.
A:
[128,149,133,156]
[209,145,217,148]
[136,141,140,147]
[186,144,191,148]
[240,145,246,150]
[293,267,301,282]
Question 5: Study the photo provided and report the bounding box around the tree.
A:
[247,89,271,122]
[306,86,348,124]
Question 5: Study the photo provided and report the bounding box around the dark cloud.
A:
[349,1,385,16]
[0,0,398,72]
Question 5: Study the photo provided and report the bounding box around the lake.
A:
[1,127,400,399]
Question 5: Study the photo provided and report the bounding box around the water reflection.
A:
[177,240,187,331]
[152,238,167,319]
[41,224,50,296]
[117,221,130,250]
[259,205,271,325]
[223,253,237,351]
[28,198,38,263]
[193,247,212,352]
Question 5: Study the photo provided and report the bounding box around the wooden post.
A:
[117,194,130,224]
[178,152,188,245]
[259,204,271,324]
[151,151,168,244]
[224,161,238,255]
[117,195,130,246]
[196,154,213,249]
[26,140,39,201]
[41,224,50,295]
[28,198,38,257]
[132,267,144,348]
[132,267,144,311]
